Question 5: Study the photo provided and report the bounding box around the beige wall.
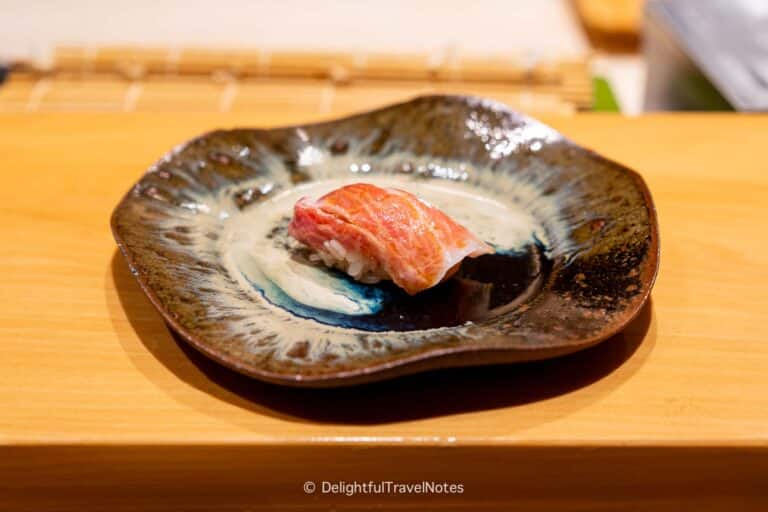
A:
[0,0,588,63]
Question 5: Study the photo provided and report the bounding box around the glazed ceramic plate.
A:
[112,95,658,387]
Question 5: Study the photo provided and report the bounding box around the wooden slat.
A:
[176,48,265,76]
[48,45,590,85]
[329,80,435,116]
[135,76,225,112]
[92,46,174,77]
[36,75,129,111]
[354,53,437,81]
[229,78,329,114]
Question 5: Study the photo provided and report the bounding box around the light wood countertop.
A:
[1,111,766,510]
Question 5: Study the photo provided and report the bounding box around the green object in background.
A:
[593,76,620,112]
[670,70,733,111]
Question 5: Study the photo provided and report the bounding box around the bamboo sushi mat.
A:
[0,46,592,116]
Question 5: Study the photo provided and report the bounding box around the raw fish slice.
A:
[288,183,493,295]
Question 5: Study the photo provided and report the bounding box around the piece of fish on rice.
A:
[288,183,494,295]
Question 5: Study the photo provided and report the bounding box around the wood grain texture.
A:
[1,111,767,510]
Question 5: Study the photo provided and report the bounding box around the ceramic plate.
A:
[112,95,659,387]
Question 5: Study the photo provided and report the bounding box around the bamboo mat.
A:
[0,46,592,115]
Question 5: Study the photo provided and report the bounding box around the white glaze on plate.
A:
[142,126,591,364]
[224,176,547,316]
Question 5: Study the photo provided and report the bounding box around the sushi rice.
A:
[309,239,387,285]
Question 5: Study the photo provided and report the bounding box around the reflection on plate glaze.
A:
[223,176,551,331]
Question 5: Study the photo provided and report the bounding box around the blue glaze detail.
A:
[248,271,395,331]
[242,240,549,332]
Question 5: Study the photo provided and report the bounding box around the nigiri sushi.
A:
[288,183,493,295]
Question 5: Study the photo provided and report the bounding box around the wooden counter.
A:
[1,111,767,510]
